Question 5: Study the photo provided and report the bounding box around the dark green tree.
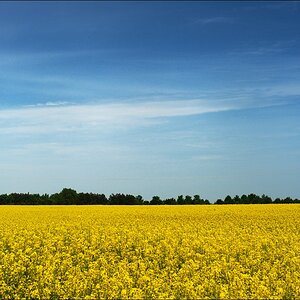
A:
[184,195,193,204]
[150,196,162,205]
[177,195,184,205]
[59,188,78,205]
[224,195,233,204]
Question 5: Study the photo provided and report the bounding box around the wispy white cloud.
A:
[0,48,123,68]
[263,83,300,97]
[0,99,238,135]
[193,16,234,25]
[1,94,294,137]
[26,101,71,107]
[228,40,299,57]
[0,47,138,66]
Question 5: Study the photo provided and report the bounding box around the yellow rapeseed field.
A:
[0,205,299,299]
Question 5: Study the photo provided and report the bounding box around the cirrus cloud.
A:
[0,99,238,135]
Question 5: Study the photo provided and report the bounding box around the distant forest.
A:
[0,188,299,205]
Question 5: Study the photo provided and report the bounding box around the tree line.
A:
[0,188,299,205]
[0,188,209,205]
[215,194,300,204]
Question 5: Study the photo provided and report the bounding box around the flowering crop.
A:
[0,205,299,299]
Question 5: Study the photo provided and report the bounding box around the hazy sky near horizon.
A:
[0,1,300,200]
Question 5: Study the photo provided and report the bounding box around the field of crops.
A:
[0,205,299,299]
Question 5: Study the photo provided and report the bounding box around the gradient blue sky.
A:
[0,1,299,201]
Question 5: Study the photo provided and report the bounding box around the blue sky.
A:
[0,1,299,201]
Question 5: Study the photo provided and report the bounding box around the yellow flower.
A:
[0,204,299,298]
